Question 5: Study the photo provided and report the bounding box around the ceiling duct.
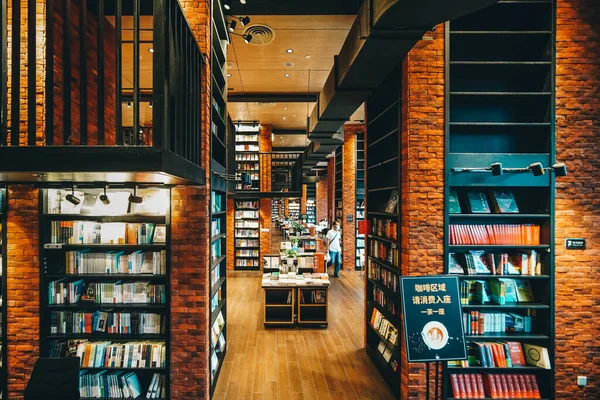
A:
[301,0,498,172]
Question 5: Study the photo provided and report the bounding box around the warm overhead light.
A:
[282,117,287,120]
[127,186,144,214]
[243,34,252,44]
[239,16,251,26]
[229,20,237,32]
[126,101,132,108]
[100,185,110,206]
[240,0,247,4]
[223,0,231,10]
[241,107,245,110]
[305,55,311,59]
[149,102,153,108]
[284,74,290,77]
[271,133,275,142]
[286,49,293,53]
[148,48,154,53]
[283,107,288,110]
[227,73,232,77]
[66,185,81,206]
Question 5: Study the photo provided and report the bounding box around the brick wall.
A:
[555,0,600,397]
[341,124,364,270]
[51,1,117,145]
[259,199,272,257]
[301,184,307,215]
[6,185,40,399]
[316,177,328,222]
[170,186,210,398]
[399,25,445,399]
[259,124,273,192]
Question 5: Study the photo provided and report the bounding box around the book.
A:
[524,344,551,369]
[449,190,462,214]
[507,342,526,366]
[448,253,465,274]
[514,280,535,302]
[466,191,491,214]
[490,190,519,213]
[384,190,399,214]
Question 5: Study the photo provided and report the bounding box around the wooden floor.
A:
[213,270,395,400]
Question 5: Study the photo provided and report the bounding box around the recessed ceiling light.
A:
[241,107,245,110]
[282,117,287,120]
[148,48,154,53]
[227,73,232,77]
[284,74,290,77]
[283,107,288,110]
[305,55,311,59]
[286,49,293,53]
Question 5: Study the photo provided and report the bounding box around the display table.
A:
[262,273,330,327]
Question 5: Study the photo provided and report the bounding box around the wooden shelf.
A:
[461,303,549,310]
[42,214,166,223]
[47,303,167,310]
[367,256,400,274]
[465,332,549,340]
[368,234,397,245]
[449,213,550,219]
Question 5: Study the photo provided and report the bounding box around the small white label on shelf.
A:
[261,228,270,232]
[44,243,64,249]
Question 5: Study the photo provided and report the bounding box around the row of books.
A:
[235,239,259,247]
[376,340,398,372]
[235,221,259,228]
[210,312,225,348]
[449,224,541,246]
[235,153,259,161]
[463,311,532,335]
[211,242,222,261]
[50,221,166,245]
[370,309,399,346]
[64,250,167,275]
[235,229,259,238]
[48,280,166,305]
[235,163,260,171]
[373,287,398,315]
[460,279,535,305]
[74,341,167,368]
[450,373,541,399]
[79,371,166,399]
[235,134,259,142]
[50,311,165,334]
[236,259,259,267]
[211,219,221,237]
[236,201,258,209]
[450,250,542,276]
[211,290,222,313]
[369,241,400,267]
[371,217,398,241]
[297,256,315,269]
[299,289,326,304]
[450,189,522,214]
[463,342,550,369]
[235,250,258,257]
[210,192,223,214]
[235,144,259,152]
[235,210,258,219]
[368,260,398,292]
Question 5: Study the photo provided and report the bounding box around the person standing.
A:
[326,221,342,278]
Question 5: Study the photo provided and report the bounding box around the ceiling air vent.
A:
[243,24,276,46]
[255,102,277,109]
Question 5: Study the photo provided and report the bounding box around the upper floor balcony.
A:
[0,0,205,185]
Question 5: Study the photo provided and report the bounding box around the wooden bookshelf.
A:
[444,1,555,398]
[211,0,229,172]
[356,131,365,271]
[288,198,300,220]
[0,188,6,399]
[306,184,316,224]
[365,68,402,399]
[235,125,260,191]
[234,200,261,270]
[39,187,171,398]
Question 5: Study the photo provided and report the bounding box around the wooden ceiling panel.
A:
[229,70,329,94]
[229,102,316,131]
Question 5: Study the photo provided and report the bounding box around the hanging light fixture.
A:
[223,0,231,11]
[243,34,253,44]
[100,185,111,206]
[239,16,251,26]
[228,20,237,32]
[65,185,81,206]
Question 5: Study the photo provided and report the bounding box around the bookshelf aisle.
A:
[235,125,260,191]
[234,200,260,270]
[444,2,555,399]
[39,187,171,399]
[356,131,365,271]
[0,188,6,399]
[335,146,343,221]
[365,69,402,399]
[288,199,300,220]
[306,184,316,224]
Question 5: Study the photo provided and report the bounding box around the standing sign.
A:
[400,276,466,362]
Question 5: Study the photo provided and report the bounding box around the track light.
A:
[229,20,237,32]
[100,185,110,206]
[528,162,545,177]
[66,185,81,206]
[126,101,132,108]
[453,161,568,178]
[243,34,252,44]
[550,162,567,177]
[239,16,250,26]
[127,186,144,213]
[240,0,246,4]
[223,0,231,10]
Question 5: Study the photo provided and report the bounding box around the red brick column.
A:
[341,124,363,270]
[170,186,210,398]
[316,178,328,222]
[7,185,40,399]
[400,25,445,399]
[555,0,600,397]
[260,124,273,192]
[301,184,307,215]
[259,199,272,257]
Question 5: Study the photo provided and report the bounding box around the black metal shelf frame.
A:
[0,188,7,398]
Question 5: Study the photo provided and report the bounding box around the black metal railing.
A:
[0,0,203,167]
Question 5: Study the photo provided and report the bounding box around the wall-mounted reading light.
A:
[100,185,111,206]
[66,185,81,206]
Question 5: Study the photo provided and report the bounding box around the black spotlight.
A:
[228,20,237,32]
[129,187,144,205]
[490,162,503,176]
[223,0,231,10]
[529,162,545,177]
[100,185,110,206]
[239,16,250,26]
[552,162,567,177]
[65,186,81,206]
[243,34,252,44]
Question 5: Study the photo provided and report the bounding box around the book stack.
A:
[66,250,167,275]
[75,341,166,368]
[463,311,532,335]
[450,373,541,399]
[369,240,399,267]
[51,221,164,245]
[50,311,165,334]
[449,224,541,246]
[370,309,399,346]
